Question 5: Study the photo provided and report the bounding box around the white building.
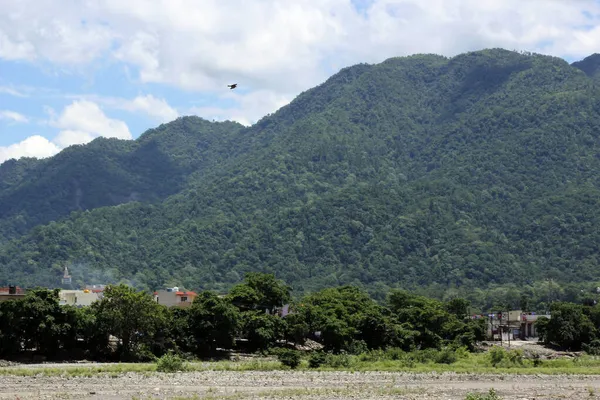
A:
[153,287,197,307]
[59,289,102,307]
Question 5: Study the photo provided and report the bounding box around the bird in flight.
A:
[227,83,238,89]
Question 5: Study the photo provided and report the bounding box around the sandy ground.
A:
[1,370,600,399]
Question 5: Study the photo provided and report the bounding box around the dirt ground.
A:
[1,370,600,400]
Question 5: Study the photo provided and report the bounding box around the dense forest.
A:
[1,274,597,364]
[1,49,600,311]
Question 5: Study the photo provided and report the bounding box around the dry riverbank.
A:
[1,370,600,399]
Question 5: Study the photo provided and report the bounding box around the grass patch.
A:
[3,348,600,377]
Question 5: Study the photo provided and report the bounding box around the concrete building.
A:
[58,289,102,307]
[153,287,197,307]
[0,285,26,302]
[519,312,551,339]
[486,309,551,341]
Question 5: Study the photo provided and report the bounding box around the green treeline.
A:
[1,273,599,363]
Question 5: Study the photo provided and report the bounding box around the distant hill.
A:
[1,48,600,309]
[0,118,244,241]
[572,53,600,80]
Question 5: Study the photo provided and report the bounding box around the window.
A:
[181,296,188,302]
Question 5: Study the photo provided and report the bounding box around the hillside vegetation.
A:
[1,48,600,310]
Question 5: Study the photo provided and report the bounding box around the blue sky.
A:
[1,0,599,163]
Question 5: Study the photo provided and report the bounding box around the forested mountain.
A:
[1,48,600,310]
[0,118,244,241]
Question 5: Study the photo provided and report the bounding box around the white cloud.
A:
[0,135,60,164]
[98,94,179,123]
[60,93,179,123]
[0,100,132,163]
[190,90,293,126]
[1,0,600,159]
[2,0,599,95]
[51,100,132,147]
[0,110,28,123]
[126,95,179,123]
[0,86,27,97]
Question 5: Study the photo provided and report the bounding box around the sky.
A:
[1,0,599,164]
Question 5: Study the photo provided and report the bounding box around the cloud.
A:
[1,0,600,159]
[0,86,27,97]
[0,100,132,164]
[190,90,293,126]
[0,135,60,163]
[1,0,599,91]
[99,94,179,123]
[60,93,179,123]
[0,110,29,123]
[126,95,179,123]
[51,100,132,147]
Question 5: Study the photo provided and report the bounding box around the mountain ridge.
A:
[1,48,600,309]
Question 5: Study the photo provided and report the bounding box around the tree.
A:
[445,298,470,320]
[188,291,240,356]
[91,284,167,360]
[538,302,597,350]
[228,272,291,314]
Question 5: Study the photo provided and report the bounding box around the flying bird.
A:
[227,84,238,89]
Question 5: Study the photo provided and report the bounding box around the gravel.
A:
[1,370,600,399]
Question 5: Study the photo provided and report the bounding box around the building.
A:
[520,312,551,339]
[85,284,106,295]
[153,287,197,307]
[0,285,26,302]
[62,266,72,285]
[486,309,551,341]
[58,289,102,307]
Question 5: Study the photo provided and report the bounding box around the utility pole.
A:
[507,308,511,349]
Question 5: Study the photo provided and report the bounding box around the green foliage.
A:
[91,284,167,360]
[308,351,327,368]
[156,351,187,372]
[435,347,458,364]
[537,302,598,350]
[2,50,600,311]
[465,388,501,400]
[488,346,505,367]
[228,273,291,313]
[188,291,240,356]
[582,339,600,356]
[277,348,301,369]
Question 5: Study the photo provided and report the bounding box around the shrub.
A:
[308,351,327,368]
[465,388,501,399]
[435,348,458,364]
[156,352,186,372]
[582,339,600,356]
[488,346,505,367]
[324,353,354,368]
[347,340,369,355]
[277,349,301,369]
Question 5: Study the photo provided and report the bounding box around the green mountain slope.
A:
[1,49,600,306]
[0,118,244,241]
[572,53,600,80]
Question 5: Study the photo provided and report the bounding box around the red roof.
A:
[176,291,197,296]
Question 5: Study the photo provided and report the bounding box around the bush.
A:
[488,346,505,367]
[277,349,301,369]
[308,351,327,368]
[582,339,600,356]
[435,348,458,364]
[156,352,187,372]
[324,353,354,368]
[347,340,368,355]
[465,388,501,400]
